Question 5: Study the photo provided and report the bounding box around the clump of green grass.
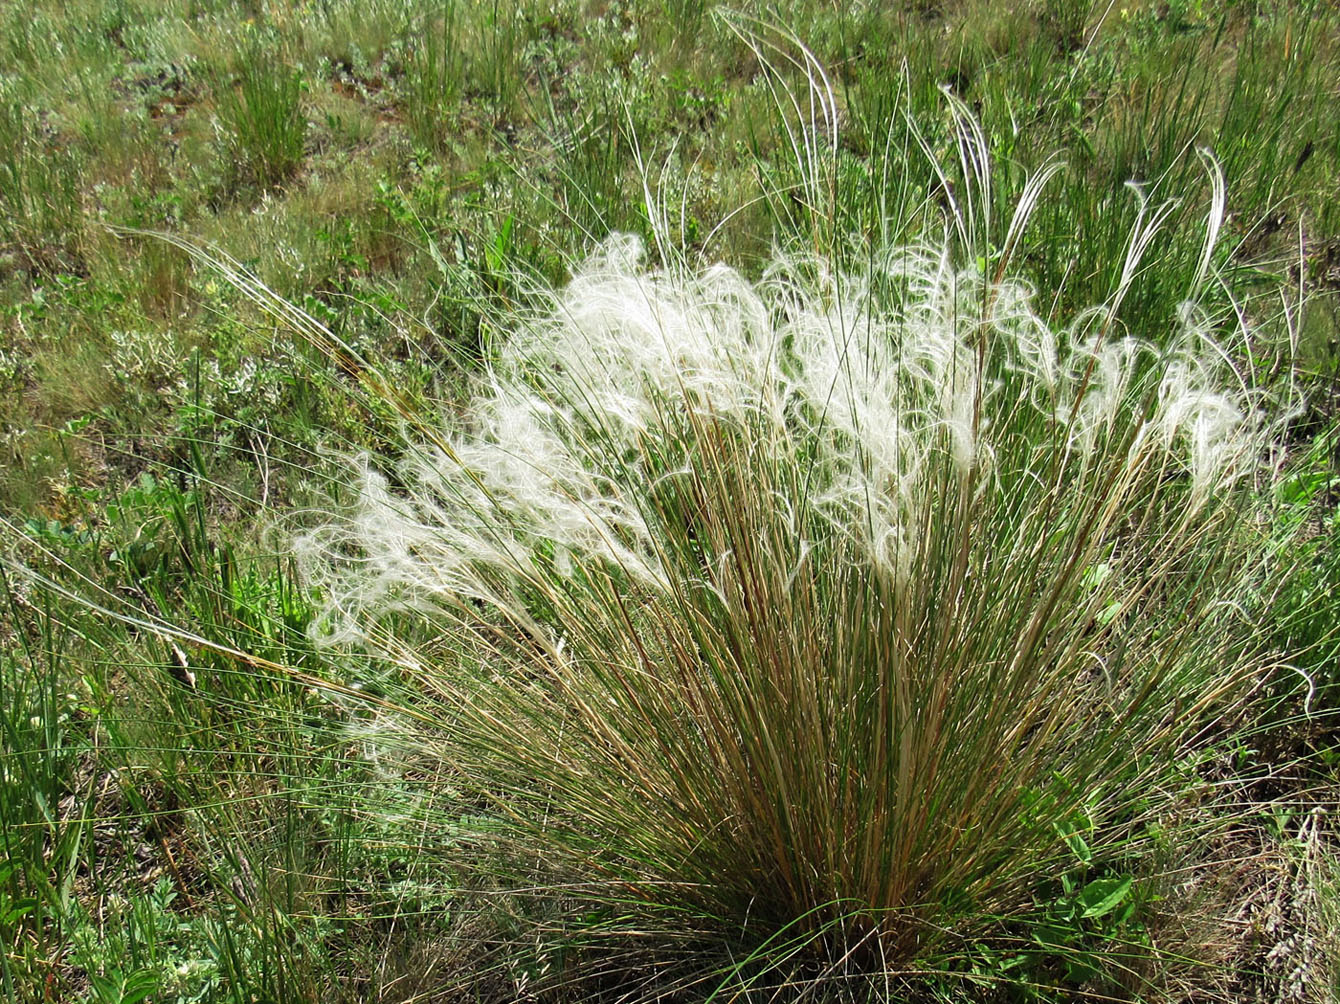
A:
[1264,429,1340,711]
[214,34,307,192]
[280,106,1297,997]
[0,98,83,274]
[399,3,465,153]
[0,569,90,999]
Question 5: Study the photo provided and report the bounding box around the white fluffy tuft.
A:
[300,234,1264,641]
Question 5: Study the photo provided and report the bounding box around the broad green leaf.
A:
[1079,875,1133,919]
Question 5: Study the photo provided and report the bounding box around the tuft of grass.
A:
[0,98,84,275]
[1265,428,1340,712]
[0,571,89,1001]
[281,104,1297,995]
[399,2,466,153]
[214,34,307,193]
[471,0,534,127]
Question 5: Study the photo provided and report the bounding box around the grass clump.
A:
[214,34,307,193]
[399,3,466,153]
[287,118,1293,995]
[0,98,84,275]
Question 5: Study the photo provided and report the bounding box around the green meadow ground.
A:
[1,1,1339,1001]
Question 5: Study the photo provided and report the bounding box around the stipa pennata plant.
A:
[286,131,1293,993]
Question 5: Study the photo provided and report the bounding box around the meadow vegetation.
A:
[1,1,1339,1001]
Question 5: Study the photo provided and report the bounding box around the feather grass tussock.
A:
[290,155,1289,986]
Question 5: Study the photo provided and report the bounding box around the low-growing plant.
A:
[0,570,96,1001]
[1265,430,1340,713]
